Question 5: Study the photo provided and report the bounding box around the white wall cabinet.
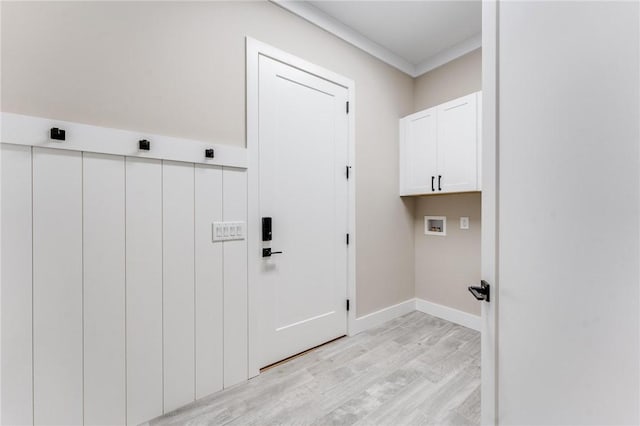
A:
[399,91,481,196]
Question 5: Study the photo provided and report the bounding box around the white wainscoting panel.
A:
[125,157,164,425]
[1,125,248,424]
[162,161,196,412]
[194,165,224,398]
[222,168,248,387]
[82,153,126,426]
[32,147,84,425]
[1,144,33,425]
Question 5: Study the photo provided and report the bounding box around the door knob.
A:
[468,280,490,302]
[262,248,283,257]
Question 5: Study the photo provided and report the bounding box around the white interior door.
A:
[482,2,640,424]
[257,55,349,368]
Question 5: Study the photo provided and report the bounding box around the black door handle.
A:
[262,248,283,257]
[431,176,435,191]
[438,175,442,191]
[468,280,490,302]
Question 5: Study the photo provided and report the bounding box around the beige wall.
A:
[414,48,482,111]
[414,193,481,315]
[412,48,482,316]
[1,1,416,317]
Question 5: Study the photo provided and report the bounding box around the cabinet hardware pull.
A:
[431,176,435,192]
[438,175,442,191]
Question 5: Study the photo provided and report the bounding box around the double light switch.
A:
[212,221,246,242]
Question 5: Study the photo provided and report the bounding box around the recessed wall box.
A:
[424,216,447,236]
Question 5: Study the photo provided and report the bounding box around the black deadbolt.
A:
[262,217,272,241]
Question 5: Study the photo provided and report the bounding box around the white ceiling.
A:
[275,1,482,77]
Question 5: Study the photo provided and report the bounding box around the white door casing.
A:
[247,38,356,375]
[481,1,498,424]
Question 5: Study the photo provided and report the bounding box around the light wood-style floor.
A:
[147,311,480,426]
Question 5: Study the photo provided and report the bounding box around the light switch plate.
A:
[460,217,469,230]
[212,221,246,242]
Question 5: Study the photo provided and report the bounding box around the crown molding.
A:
[272,0,417,76]
[414,33,482,76]
[271,1,481,78]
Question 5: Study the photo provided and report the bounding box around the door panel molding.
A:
[246,37,356,378]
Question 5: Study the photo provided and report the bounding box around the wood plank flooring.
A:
[145,311,480,426]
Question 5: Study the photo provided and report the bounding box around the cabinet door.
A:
[436,93,478,193]
[399,108,437,195]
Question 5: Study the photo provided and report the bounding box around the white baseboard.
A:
[415,298,481,331]
[349,297,481,336]
[349,298,416,335]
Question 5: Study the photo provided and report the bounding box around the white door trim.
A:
[246,37,356,378]
[481,1,499,424]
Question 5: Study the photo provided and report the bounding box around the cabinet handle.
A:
[438,175,442,191]
[431,176,435,192]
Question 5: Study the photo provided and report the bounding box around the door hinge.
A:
[346,101,349,114]
[346,299,350,311]
[346,165,351,180]
[346,233,350,245]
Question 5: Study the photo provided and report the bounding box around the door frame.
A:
[481,1,499,425]
[246,37,356,378]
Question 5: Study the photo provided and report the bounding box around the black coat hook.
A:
[139,139,150,151]
[205,148,214,158]
[50,127,66,141]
